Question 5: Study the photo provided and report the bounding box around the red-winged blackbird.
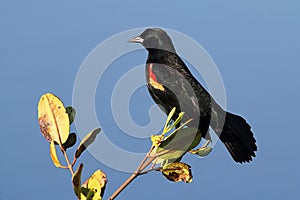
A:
[129,28,257,163]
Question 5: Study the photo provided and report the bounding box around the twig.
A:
[71,157,77,167]
[136,146,154,171]
[60,145,74,175]
[139,156,156,172]
[109,117,193,199]
[58,165,69,169]
[108,146,156,200]
[139,167,162,175]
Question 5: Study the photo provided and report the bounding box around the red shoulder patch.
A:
[148,63,165,91]
[148,63,158,81]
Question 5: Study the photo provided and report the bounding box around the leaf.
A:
[81,170,107,200]
[54,132,77,150]
[72,163,84,198]
[190,140,212,157]
[168,112,184,132]
[50,141,61,167]
[163,107,176,133]
[75,128,101,159]
[161,162,193,183]
[63,133,77,149]
[66,106,76,125]
[80,187,92,199]
[38,93,69,145]
[72,166,107,200]
[162,108,184,134]
[156,127,201,163]
[190,147,212,157]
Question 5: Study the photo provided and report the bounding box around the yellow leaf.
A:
[50,141,61,167]
[82,170,107,200]
[38,93,69,144]
[161,162,192,183]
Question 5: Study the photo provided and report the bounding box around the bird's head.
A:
[129,28,176,53]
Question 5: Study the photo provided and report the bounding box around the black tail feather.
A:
[220,112,257,163]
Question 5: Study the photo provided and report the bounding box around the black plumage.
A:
[129,28,257,163]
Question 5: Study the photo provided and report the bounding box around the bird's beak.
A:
[128,36,144,43]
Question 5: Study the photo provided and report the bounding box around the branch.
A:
[60,145,74,175]
[108,146,156,200]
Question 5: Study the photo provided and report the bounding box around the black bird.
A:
[129,28,257,163]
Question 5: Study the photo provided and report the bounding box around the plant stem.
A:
[139,156,156,172]
[108,147,156,200]
[60,145,74,175]
[139,167,162,175]
[108,172,138,200]
[71,157,77,167]
[58,165,69,169]
[136,146,154,171]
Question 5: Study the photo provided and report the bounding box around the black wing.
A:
[147,52,214,136]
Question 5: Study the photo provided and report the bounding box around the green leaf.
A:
[72,163,84,198]
[75,128,101,159]
[156,127,201,163]
[81,170,107,200]
[50,141,61,167]
[162,108,185,135]
[80,187,90,199]
[190,140,212,157]
[163,107,176,133]
[168,112,184,131]
[63,132,77,149]
[73,166,107,200]
[195,147,212,157]
[66,106,76,125]
[161,162,193,183]
[55,132,77,150]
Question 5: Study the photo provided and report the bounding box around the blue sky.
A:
[1,0,300,199]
